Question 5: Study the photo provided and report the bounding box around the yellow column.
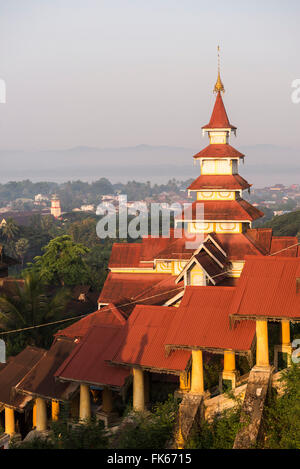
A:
[224,351,236,372]
[52,400,60,421]
[179,371,190,393]
[191,350,204,394]
[5,407,15,436]
[281,320,290,345]
[102,387,113,414]
[32,402,36,428]
[133,367,145,411]
[144,372,150,406]
[256,320,269,367]
[36,397,47,432]
[80,384,91,420]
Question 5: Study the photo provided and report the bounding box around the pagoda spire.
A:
[202,48,236,133]
[214,46,225,94]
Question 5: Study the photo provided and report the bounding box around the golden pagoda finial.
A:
[214,45,225,94]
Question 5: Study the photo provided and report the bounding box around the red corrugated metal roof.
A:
[188,174,251,191]
[245,228,273,254]
[165,286,255,352]
[132,275,184,306]
[202,239,227,266]
[213,233,265,260]
[139,236,172,262]
[15,338,77,401]
[98,272,173,304]
[202,92,237,130]
[56,305,126,340]
[230,256,300,320]
[108,243,142,268]
[193,144,244,160]
[270,237,299,257]
[111,305,191,373]
[177,199,264,222]
[55,324,129,388]
[0,346,45,409]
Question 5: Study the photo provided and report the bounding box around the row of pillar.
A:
[4,383,115,436]
[4,398,60,436]
[3,320,291,436]
[79,384,114,420]
[256,319,292,369]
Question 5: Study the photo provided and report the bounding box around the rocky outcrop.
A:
[233,366,274,449]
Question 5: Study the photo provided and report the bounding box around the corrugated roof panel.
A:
[55,324,129,388]
[230,256,300,320]
[15,338,77,401]
[188,174,251,191]
[108,243,142,268]
[165,286,255,352]
[111,305,191,372]
[0,346,45,409]
[98,272,173,304]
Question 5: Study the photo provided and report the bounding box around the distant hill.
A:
[263,210,300,237]
[0,144,299,186]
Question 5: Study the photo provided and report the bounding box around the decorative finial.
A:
[214,45,225,94]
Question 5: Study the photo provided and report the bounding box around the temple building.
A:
[0,60,300,449]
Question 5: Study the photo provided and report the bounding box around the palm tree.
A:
[1,218,19,241]
[15,238,30,268]
[0,271,70,353]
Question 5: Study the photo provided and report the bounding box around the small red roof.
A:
[108,243,142,268]
[154,234,197,260]
[111,305,191,373]
[230,256,300,321]
[15,338,77,401]
[177,199,264,222]
[140,236,172,262]
[245,228,273,254]
[193,144,244,160]
[55,324,129,388]
[202,92,237,130]
[132,275,184,306]
[0,346,46,410]
[98,272,172,304]
[270,236,299,257]
[212,233,266,260]
[188,174,251,191]
[165,286,255,352]
[56,306,126,340]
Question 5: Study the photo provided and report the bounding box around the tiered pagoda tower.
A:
[178,66,263,236]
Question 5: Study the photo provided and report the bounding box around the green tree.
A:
[0,271,70,354]
[113,396,178,449]
[29,235,91,286]
[15,238,30,268]
[0,218,19,241]
[262,364,300,449]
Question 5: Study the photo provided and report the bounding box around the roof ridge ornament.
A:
[214,46,225,94]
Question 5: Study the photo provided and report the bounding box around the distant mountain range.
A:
[0,144,299,187]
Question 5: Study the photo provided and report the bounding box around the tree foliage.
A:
[28,235,91,286]
[0,271,70,354]
[113,395,178,449]
[261,364,300,449]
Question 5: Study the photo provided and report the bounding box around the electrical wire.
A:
[0,240,299,336]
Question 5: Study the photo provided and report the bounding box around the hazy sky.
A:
[0,0,299,151]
